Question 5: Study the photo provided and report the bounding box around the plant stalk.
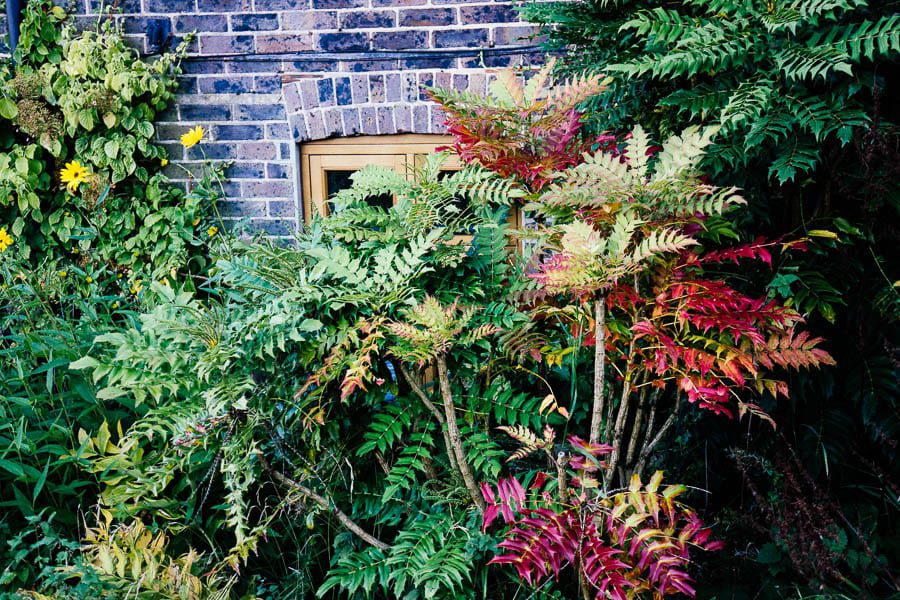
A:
[435,355,486,512]
[399,363,458,472]
[589,296,606,444]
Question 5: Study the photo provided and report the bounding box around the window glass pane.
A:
[326,170,393,212]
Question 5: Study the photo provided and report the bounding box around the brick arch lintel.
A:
[282,70,491,142]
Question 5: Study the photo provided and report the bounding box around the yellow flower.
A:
[131,280,143,294]
[59,271,68,278]
[161,158,169,166]
[0,228,13,253]
[181,126,205,149]
[207,226,218,237]
[60,161,90,193]
[192,217,201,226]
[85,276,93,283]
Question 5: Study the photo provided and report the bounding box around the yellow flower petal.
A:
[0,227,13,253]
[207,226,218,237]
[59,161,91,194]
[181,126,205,149]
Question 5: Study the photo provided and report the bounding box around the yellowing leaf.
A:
[807,229,839,240]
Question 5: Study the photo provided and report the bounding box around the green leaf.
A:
[0,98,18,120]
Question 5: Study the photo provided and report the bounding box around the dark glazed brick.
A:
[237,104,287,120]
[312,0,365,8]
[215,124,265,140]
[226,59,284,74]
[198,0,247,10]
[459,4,520,24]
[175,15,228,33]
[433,28,488,48]
[402,57,456,69]
[182,61,224,75]
[317,32,369,52]
[231,14,280,32]
[335,77,353,106]
[219,201,267,218]
[417,73,434,100]
[146,0,193,11]
[226,163,267,179]
[372,31,426,50]
[122,16,168,35]
[199,77,254,93]
[267,164,291,179]
[156,124,199,140]
[340,11,396,29]
[286,60,338,72]
[399,8,455,26]
[187,144,237,160]
[345,59,400,72]
[87,0,142,12]
[200,35,254,54]
[177,76,198,94]
[181,104,233,120]
[254,76,283,93]
[317,78,335,105]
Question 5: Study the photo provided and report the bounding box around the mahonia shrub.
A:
[57,66,836,600]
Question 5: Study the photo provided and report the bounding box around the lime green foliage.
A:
[523,0,899,182]
[50,513,233,599]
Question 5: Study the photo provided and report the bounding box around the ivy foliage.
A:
[0,0,212,284]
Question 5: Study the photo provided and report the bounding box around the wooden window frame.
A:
[299,134,521,236]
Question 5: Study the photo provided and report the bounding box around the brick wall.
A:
[25,0,544,236]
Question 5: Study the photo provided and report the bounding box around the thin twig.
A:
[258,453,390,551]
[635,394,682,476]
[625,385,649,470]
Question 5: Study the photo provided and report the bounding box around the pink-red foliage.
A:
[482,436,722,598]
